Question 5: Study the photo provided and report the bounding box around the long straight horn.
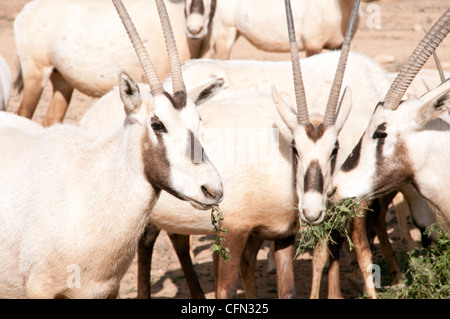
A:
[322,0,360,126]
[112,0,164,95]
[284,0,309,125]
[424,27,447,83]
[155,0,187,98]
[383,8,450,110]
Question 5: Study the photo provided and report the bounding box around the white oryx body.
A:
[0,0,223,299]
[13,0,206,126]
[0,54,11,111]
[184,0,357,58]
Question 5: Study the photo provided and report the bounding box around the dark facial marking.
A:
[374,123,387,163]
[304,123,326,142]
[189,0,204,14]
[330,141,339,176]
[341,135,362,172]
[371,137,413,197]
[304,160,324,193]
[163,91,187,110]
[290,139,300,205]
[141,131,171,192]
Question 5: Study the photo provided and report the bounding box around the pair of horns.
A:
[284,0,361,126]
[112,0,186,98]
[383,8,450,110]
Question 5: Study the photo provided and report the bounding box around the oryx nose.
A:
[327,186,337,199]
[188,25,203,35]
[302,209,325,225]
[201,185,224,202]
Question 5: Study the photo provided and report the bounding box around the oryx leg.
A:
[266,241,276,274]
[392,191,420,251]
[372,194,403,286]
[215,230,249,298]
[16,64,49,119]
[309,238,328,299]
[327,230,344,299]
[168,233,205,299]
[274,235,296,299]
[137,223,161,299]
[43,70,74,126]
[349,210,377,299]
[240,234,264,299]
[212,27,238,60]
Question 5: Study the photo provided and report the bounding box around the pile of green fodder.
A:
[377,222,450,299]
[295,198,364,257]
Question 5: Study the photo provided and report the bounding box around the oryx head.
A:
[113,0,223,209]
[272,0,360,224]
[184,0,216,39]
[329,8,450,204]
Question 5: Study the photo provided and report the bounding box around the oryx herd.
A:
[0,0,448,299]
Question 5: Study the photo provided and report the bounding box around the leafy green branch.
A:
[295,198,364,258]
[211,204,231,261]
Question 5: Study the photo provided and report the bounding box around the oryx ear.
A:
[415,92,450,127]
[334,86,353,134]
[272,85,298,133]
[190,78,225,106]
[119,71,142,117]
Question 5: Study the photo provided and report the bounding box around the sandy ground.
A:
[0,0,449,299]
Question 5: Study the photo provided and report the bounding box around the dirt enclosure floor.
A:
[0,0,449,299]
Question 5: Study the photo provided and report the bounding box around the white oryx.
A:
[13,0,210,127]
[0,54,11,111]
[0,0,223,299]
[184,0,358,58]
[330,9,450,232]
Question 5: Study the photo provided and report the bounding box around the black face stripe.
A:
[304,160,324,193]
[189,0,204,14]
[375,123,387,164]
[330,141,339,176]
[291,139,300,205]
[141,131,170,192]
[188,130,204,164]
[341,135,362,172]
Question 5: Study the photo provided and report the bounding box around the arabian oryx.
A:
[184,0,358,59]
[13,0,210,127]
[330,8,450,233]
[80,0,414,299]
[0,0,223,299]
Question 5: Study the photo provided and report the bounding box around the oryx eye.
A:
[372,131,387,139]
[151,120,167,133]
